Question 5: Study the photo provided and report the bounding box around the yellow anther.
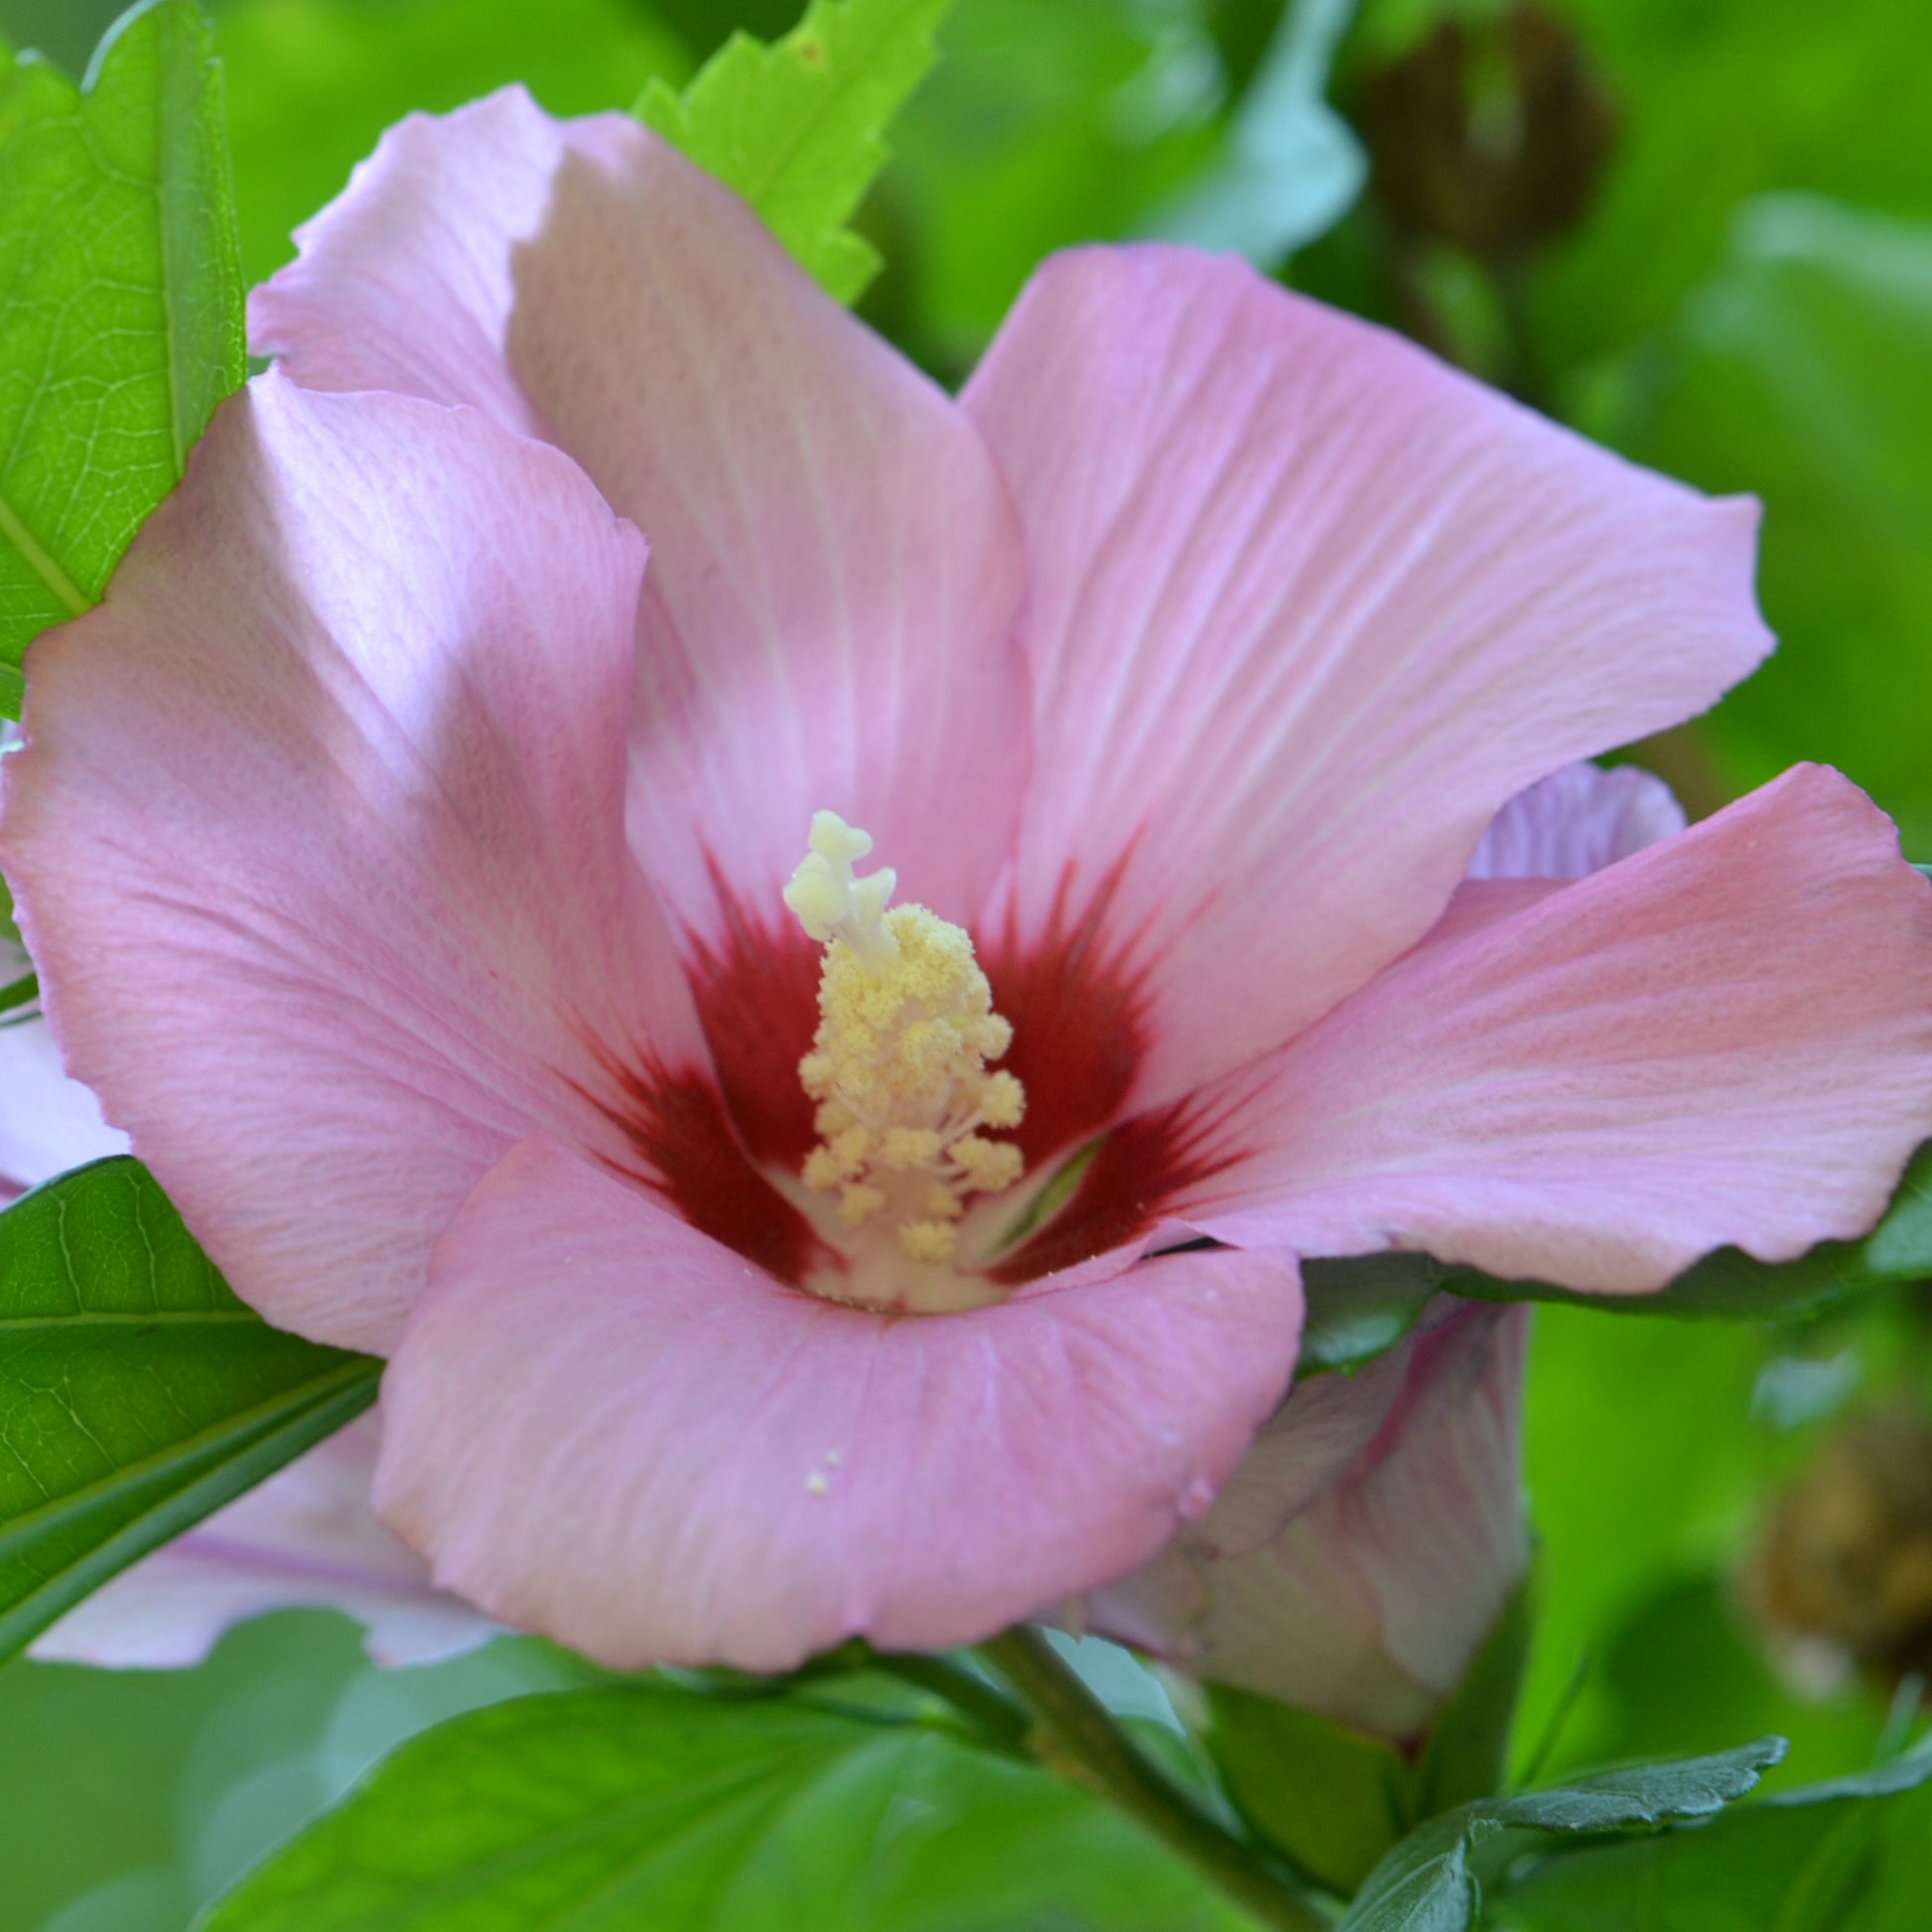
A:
[899,1220,959,1265]
[838,1182,887,1228]
[949,1135,1026,1194]
[979,1071,1026,1130]
[881,1127,943,1171]
[923,1182,965,1221]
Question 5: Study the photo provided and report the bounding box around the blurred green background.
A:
[2,0,1930,1924]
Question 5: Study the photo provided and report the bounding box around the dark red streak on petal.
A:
[682,859,823,1170]
[571,1038,826,1290]
[990,1097,1241,1287]
[982,857,1151,1173]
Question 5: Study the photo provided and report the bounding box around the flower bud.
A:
[1085,1299,1530,1745]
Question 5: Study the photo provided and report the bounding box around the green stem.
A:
[869,1650,1033,1759]
[981,1626,1330,1932]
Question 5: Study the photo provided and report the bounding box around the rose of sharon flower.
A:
[5,89,1932,1674]
[0,979,491,1667]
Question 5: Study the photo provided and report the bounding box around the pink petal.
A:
[964,246,1772,1107]
[30,1417,495,1670]
[253,88,1030,955]
[248,89,633,438]
[374,1138,1304,1672]
[1089,1304,1529,1741]
[0,1009,126,1201]
[1468,760,1686,880]
[1178,765,1932,1292]
[0,375,706,1352]
[510,134,1030,951]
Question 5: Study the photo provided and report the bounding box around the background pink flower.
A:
[0,1001,486,1668]
[30,1417,495,1671]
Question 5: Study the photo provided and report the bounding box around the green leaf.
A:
[1299,1251,1436,1372]
[0,1156,379,1662]
[1338,1138,1932,1324]
[1510,1316,1775,1786]
[1207,1684,1415,1897]
[216,0,690,284]
[884,0,1221,363]
[199,1680,1250,1931]
[637,0,952,305]
[1415,1576,1534,1819]
[1577,1576,1892,1802]
[1337,1738,1784,1932]
[1530,0,1932,375]
[0,0,245,716]
[1204,1579,1531,1896]
[0,966,34,1018]
[1497,1735,1932,1931]
[1620,196,1932,856]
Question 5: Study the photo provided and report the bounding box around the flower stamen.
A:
[785,811,1027,1268]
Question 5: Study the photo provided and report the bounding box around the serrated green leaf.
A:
[0,0,244,715]
[198,1680,1249,1931]
[1496,1735,1932,1931]
[1337,1738,1783,1932]
[0,1156,379,1662]
[637,0,951,304]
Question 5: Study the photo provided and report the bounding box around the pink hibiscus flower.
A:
[5,90,1930,1675]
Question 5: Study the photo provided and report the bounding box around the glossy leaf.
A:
[1298,1252,1436,1373]
[638,0,951,305]
[1497,1735,1932,1931]
[0,0,244,715]
[0,1157,378,1662]
[1337,1738,1784,1932]
[199,1680,1249,1931]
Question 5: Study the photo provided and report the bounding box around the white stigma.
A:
[782,810,898,962]
[785,812,1026,1274]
